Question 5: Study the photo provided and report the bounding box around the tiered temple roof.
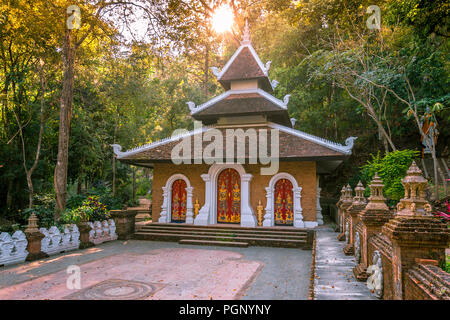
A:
[112,23,356,172]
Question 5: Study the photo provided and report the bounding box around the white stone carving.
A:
[195,174,211,226]
[316,182,324,225]
[110,144,125,158]
[264,61,272,73]
[345,221,350,244]
[40,224,80,255]
[283,94,291,106]
[271,79,279,89]
[342,137,358,153]
[367,250,383,299]
[159,173,194,224]
[69,225,80,249]
[0,231,28,266]
[263,172,304,228]
[355,232,361,264]
[88,220,118,244]
[108,219,118,241]
[210,67,220,77]
[290,118,297,127]
[186,101,197,112]
[195,163,256,227]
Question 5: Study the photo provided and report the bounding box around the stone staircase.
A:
[134,223,314,249]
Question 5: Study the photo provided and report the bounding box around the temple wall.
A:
[152,163,208,223]
[151,161,317,224]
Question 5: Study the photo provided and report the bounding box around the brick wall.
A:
[405,264,450,300]
[368,234,394,300]
[151,161,317,223]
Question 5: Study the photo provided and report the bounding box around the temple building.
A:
[112,24,356,229]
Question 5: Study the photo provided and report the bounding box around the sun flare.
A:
[211,5,234,33]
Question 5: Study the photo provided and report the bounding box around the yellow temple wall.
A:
[151,161,317,224]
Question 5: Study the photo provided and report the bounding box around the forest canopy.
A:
[0,0,448,228]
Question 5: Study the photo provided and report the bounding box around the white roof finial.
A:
[241,20,251,45]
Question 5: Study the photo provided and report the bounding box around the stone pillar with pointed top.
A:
[381,161,449,299]
[337,184,353,241]
[353,173,393,281]
[343,181,367,256]
[24,213,48,261]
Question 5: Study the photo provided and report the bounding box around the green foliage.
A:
[86,186,124,211]
[61,196,110,224]
[1,0,448,220]
[360,150,419,201]
[21,194,56,229]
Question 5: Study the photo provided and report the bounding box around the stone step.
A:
[134,231,309,248]
[179,239,249,248]
[144,223,308,233]
[139,226,307,239]
[141,224,309,236]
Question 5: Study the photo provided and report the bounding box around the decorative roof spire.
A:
[241,20,251,45]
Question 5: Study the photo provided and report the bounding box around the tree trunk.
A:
[54,29,75,221]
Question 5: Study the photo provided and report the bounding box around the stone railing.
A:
[87,219,118,245]
[0,231,28,266]
[336,161,450,300]
[40,225,80,256]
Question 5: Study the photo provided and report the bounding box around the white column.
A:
[185,186,194,224]
[194,174,211,225]
[293,187,305,228]
[158,186,169,223]
[240,173,256,227]
[263,187,274,227]
[316,186,324,225]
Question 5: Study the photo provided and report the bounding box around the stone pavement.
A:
[314,226,377,300]
[0,240,311,300]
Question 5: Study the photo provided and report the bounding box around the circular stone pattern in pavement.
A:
[64,279,158,300]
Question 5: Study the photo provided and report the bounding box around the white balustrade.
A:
[88,220,118,244]
[40,224,80,255]
[0,231,28,266]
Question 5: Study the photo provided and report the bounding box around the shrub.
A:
[88,186,124,210]
[66,193,88,210]
[360,150,419,201]
[61,196,110,224]
[22,193,57,229]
